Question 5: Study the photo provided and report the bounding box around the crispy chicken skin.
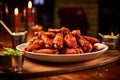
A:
[77,36,93,53]
[25,27,100,54]
[92,45,99,52]
[83,36,100,45]
[48,27,70,35]
[44,32,56,38]
[64,34,78,48]
[35,31,55,39]
[29,36,39,45]
[72,31,93,53]
[62,48,83,54]
[32,49,58,54]
[25,40,44,51]
[53,33,63,49]
[48,28,61,33]
[39,31,53,48]
[61,27,70,35]
[71,30,81,36]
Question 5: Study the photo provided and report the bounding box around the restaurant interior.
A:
[0,0,120,80]
[0,0,120,36]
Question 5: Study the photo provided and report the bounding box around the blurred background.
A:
[0,0,120,38]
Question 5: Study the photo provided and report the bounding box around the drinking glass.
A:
[10,31,27,49]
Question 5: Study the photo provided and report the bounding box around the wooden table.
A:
[0,30,120,80]
[0,50,120,80]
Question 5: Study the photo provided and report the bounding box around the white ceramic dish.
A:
[16,43,108,63]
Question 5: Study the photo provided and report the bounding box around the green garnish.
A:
[0,48,21,56]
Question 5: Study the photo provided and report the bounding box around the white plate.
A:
[16,43,108,63]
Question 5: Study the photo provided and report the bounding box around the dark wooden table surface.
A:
[0,30,120,80]
[0,50,120,80]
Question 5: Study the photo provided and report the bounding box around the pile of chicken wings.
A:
[25,27,100,54]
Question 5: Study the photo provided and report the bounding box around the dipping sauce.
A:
[102,35,119,49]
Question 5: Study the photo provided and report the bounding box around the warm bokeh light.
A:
[28,1,32,9]
[14,8,19,16]
[5,4,9,14]
[23,8,26,16]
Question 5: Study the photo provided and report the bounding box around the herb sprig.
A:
[0,48,21,56]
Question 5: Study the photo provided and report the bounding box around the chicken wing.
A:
[77,36,93,53]
[53,33,63,49]
[83,36,100,45]
[61,27,70,35]
[29,36,39,45]
[32,49,58,54]
[44,32,56,39]
[61,48,83,54]
[71,30,93,53]
[48,27,70,35]
[25,39,44,51]
[48,28,61,33]
[71,29,81,36]
[35,31,55,39]
[40,32,53,48]
[64,34,78,48]
[92,45,99,52]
